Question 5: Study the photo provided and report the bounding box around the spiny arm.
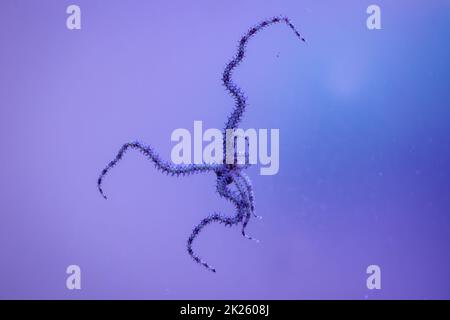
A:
[222,16,306,134]
[97,141,219,199]
[187,212,241,273]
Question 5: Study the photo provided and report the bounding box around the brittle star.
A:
[97,16,306,272]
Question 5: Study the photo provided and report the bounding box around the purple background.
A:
[1,0,450,299]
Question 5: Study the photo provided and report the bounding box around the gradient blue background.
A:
[1,0,450,299]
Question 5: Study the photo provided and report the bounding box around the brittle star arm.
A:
[186,212,242,273]
[221,15,306,143]
[97,141,219,199]
[239,172,260,219]
[187,172,254,273]
[232,173,259,242]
